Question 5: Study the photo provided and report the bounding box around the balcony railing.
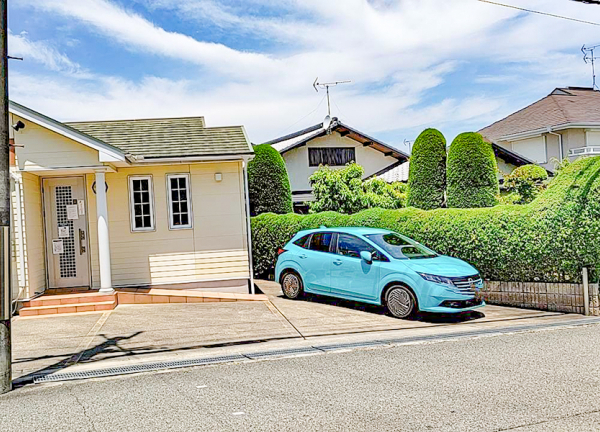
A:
[569,146,600,156]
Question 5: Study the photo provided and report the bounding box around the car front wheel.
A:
[385,285,417,318]
[281,272,303,300]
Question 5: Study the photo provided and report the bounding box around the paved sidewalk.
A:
[10,279,583,384]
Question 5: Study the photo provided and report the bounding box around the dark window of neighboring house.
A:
[293,234,312,249]
[308,148,356,167]
[309,232,333,253]
[336,233,387,261]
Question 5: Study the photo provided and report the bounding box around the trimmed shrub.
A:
[251,157,600,282]
[447,132,499,208]
[503,164,548,204]
[407,128,447,209]
[247,144,293,215]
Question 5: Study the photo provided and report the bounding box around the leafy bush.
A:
[447,132,499,208]
[309,163,407,214]
[247,144,293,215]
[251,157,600,282]
[503,164,548,204]
[407,128,447,209]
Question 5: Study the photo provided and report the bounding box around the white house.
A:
[8,101,257,315]
[264,117,409,212]
[480,87,600,175]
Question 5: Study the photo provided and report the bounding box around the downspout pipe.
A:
[242,156,255,295]
[546,128,563,161]
[9,172,25,306]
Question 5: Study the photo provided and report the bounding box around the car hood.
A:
[400,255,478,277]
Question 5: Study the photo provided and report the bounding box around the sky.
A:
[6,0,600,153]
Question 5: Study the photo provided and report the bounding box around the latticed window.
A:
[129,176,155,231]
[167,174,192,229]
[308,147,356,167]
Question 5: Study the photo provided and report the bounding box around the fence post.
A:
[583,267,590,316]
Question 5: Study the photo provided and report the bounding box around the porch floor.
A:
[18,288,268,318]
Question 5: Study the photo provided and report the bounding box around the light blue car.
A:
[274,227,485,318]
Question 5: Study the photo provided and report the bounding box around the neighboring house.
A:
[8,101,255,303]
[264,117,410,211]
[480,87,600,175]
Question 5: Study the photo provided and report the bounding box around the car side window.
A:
[337,234,385,261]
[309,232,333,253]
[293,234,311,249]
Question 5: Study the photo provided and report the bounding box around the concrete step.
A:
[24,292,116,308]
[19,300,117,317]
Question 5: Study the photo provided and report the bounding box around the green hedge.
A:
[251,157,600,282]
[447,132,499,208]
[248,144,293,215]
[407,128,446,210]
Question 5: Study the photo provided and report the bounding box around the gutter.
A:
[10,172,26,307]
[546,128,563,161]
[499,122,600,141]
[126,154,254,164]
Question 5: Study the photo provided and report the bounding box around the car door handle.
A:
[333,259,343,266]
[299,254,308,259]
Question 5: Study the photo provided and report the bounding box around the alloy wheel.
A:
[282,273,302,299]
[386,286,415,318]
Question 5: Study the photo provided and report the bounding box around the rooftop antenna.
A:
[582,44,600,90]
[313,77,351,117]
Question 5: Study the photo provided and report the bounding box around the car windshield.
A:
[365,233,438,259]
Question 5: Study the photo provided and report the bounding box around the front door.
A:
[43,177,90,288]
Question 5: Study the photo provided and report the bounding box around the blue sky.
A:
[6,0,600,153]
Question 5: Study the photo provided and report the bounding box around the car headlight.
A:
[418,272,454,287]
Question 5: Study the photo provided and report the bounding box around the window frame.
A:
[307,232,336,254]
[335,233,388,262]
[308,147,356,167]
[166,173,193,230]
[128,175,156,233]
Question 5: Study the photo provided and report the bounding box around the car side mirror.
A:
[360,251,373,264]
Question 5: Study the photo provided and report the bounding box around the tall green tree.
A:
[407,128,447,209]
[247,144,293,215]
[447,132,499,208]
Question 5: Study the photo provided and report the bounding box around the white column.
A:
[95,171,113,293]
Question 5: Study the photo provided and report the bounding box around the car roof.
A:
[296,226,393,236]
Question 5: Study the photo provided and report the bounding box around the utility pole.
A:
[0,0,11,394]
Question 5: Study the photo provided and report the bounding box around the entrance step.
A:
[23,292,116,308]
[19,300,117,317]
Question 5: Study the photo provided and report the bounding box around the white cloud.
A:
[8,0,600,145]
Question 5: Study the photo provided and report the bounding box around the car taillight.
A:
[277,248,287,256]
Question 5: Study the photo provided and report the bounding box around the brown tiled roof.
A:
[479,87,600,143]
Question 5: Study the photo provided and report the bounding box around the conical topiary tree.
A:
[247,144,293,215]
[447,132,499,208]
[407,128,447,209]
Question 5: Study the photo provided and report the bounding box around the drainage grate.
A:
[315,340,387,351]
[33,354,247,383]
[244,347,321,359]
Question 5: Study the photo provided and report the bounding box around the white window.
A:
[128,175,155,232]
[167,174,192,229]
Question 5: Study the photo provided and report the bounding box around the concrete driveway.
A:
[11,279,578,383]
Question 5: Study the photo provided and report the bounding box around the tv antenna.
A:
[313,77,351,116]
[582,44,600,89]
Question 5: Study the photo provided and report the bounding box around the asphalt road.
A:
[3,324,600,432]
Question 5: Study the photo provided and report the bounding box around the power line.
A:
[477,0,600,26]
[274,94,327,137]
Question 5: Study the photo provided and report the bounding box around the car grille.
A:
[449,274,483,294]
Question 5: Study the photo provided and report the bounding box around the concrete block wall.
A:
[482,281,592,314]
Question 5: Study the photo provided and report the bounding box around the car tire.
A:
[385,285,417,319]
[281,271,304,300]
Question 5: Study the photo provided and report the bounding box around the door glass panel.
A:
[55,186,77,278]
[309,232,332,253]
[337,234,378,259]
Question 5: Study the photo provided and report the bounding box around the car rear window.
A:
[293,234,311,249]
[309,232,333,253]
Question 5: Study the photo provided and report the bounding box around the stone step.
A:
[19,300,117,317]
[24,292,116,308]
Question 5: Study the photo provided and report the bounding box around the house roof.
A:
[479,87,600,143]
[377,161,410,183]
[67,117,253,159]
[263,118,410,162]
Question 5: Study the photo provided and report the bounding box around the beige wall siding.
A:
[12,114,100,171]
[18,172,46,297]
[87,162,250,288]
[282,132,397,195]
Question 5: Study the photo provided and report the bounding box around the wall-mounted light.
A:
[215,173,222,182]
[12,121,25,131]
